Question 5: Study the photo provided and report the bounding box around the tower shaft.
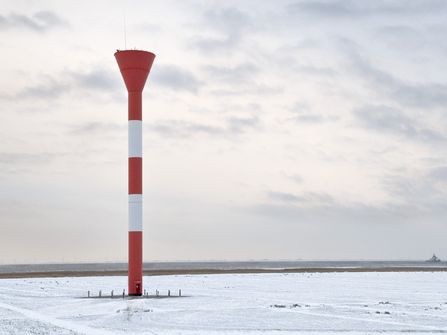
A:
[115,50,155,296]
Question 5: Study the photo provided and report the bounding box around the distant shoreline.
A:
[1,266,447,279]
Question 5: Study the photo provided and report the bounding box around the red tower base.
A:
[128,231,143,295]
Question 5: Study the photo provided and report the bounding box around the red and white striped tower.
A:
[115,50,156,296]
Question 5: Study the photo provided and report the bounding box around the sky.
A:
[1,0,447,263]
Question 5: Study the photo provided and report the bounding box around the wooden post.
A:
[99,290,102,298]
[123,289,125,299]
[111,290,114,298]
[88,291,90,298]
[179,289,181,297]
[168,290,170,297]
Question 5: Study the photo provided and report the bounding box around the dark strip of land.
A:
[1,267,446,279]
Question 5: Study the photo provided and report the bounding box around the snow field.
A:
[0,272,446,334]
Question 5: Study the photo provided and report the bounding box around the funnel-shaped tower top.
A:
[115,50,156,92]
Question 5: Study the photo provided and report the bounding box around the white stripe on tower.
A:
[129,194,142,231]
[129,119,142,232]
[128,121,142,157]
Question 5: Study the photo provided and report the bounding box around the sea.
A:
[0,260,445,274]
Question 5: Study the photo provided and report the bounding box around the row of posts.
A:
[87,289,182,298]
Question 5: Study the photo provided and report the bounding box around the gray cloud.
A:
[69,69,120,92]
[288,0,447,18]
[0,11,67,32]
[248,200,424,227]
[147,121,223,138]
[428,166,447,182]
[151,65,202,93]
[354,105,445,142]
[288,102,337,124]
[0,152,65,174]
[285,174,304,184]
[191,7,252,52]
[347,52,447,109]
[268,191,334,205]
[210,84,284,97]
[227,116,259,134]
[374,24,447,60]
[294,65,337,77]
[268,191,303,203]
[19,76,69,99]
[192,36,236,52]
[68,122,123,135]
[0,152,58,165]
[10,68,120,100]
[256,183,444,226]
[202,63,259,85]
[381,167,447,213]
[373,25,429,54]
[294,114,325,123]
[147,115,259,138]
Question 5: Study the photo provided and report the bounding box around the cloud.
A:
[294,114,325,123]
[18,76,69,99]
[68,122,123,135]
[147,115,259,138]
[0,152,58,165]
[268,191,303,203]
[191,7,252,52]
[69,69,120,92]
[347,52,447,109]
[202,63,259,85]
[354,105,445,142]
[0,11,67,32]
[294,65,337,77]
[147,120,223,138]
[0,152,65,174]
[248,200,423,227]
[250,186,437,226]
[268,191,334,205]
[288,102,337,124]
[381,168,447,212]
[9,68,120,100]
[429,167,447,182]
[288,0,447,18]
[150,65,202,93]
[227,116,259,134]
[285,174,304,184]
[210,84,284,97]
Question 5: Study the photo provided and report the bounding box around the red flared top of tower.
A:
[115,50,156,92]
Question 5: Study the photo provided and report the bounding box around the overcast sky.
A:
[1,0,447,263]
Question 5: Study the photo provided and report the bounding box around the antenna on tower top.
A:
[123,11,127,49]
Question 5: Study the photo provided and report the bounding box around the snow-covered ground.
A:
[0,272,446,334]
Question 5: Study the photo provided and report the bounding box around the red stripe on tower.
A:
[115,50,156,296]
[129,92,142,120]
[128,158,142,194]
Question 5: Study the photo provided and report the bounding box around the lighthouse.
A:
[115,49,156,296]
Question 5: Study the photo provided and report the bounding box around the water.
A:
[0,260,445,274]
